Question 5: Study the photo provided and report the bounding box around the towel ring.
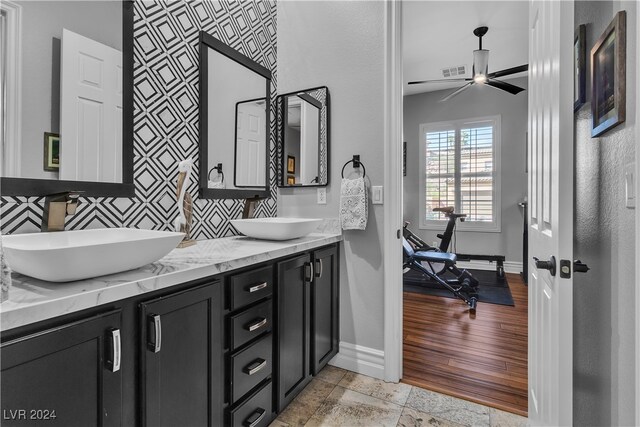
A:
[341,159,366,178]
[208,165,224,183]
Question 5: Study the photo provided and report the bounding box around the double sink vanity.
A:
[1,221,341,426]
[0,1,338,426]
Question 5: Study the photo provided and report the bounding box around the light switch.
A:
[625,163,635,209]
[372,186,383,204]
[317,188,327,205]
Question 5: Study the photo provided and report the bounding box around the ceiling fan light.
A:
[472,49,489,77]
[473,74,487,84]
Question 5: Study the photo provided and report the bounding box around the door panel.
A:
[528,1,574,425]
[140,282,223,427]
[1,310,122,427]
[276,254,311,411]
[312,246,339,374]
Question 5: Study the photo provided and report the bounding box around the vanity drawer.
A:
[230,300,272,350]
[229,266,273,310]
[230,381,272,427]
[230,334,272,402]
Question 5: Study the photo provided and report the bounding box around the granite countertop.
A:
[0,232,342,332]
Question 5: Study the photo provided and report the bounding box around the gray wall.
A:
[277,1,387,352]
[403,78,528,263]
[573,2,637,426]
[18,1,121,180]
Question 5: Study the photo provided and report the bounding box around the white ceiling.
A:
[403,1,529,96]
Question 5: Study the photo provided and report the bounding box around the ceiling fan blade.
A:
[439,82,474,102]
[487,64,528,79]
[485,78,525,95]
[408,78,471,85]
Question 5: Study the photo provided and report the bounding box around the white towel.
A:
[340,177,368,230]
[208,180,226,189]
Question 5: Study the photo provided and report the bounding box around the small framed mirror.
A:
[199,31,271,199]
[278,86,329,187]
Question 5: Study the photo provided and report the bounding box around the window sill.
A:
[419,222,501,233]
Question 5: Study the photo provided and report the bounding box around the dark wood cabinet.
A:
[139,282,223,427]
[311,245,339,374]
[1,310,123,427]
[0,242,339,426]
[276,253,312,411]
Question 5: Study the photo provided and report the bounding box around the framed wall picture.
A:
[591,11,626,137]
[287,175,295,185]
[574,24,586,111]
[287,155,296,174]
[43,132,60,171]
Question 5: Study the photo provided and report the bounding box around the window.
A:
[419,116,501,232]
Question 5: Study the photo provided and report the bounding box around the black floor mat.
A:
[403,267,514,306]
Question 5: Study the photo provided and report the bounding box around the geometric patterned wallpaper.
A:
[1,0,278,238]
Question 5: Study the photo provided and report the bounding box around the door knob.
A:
[533,256,556,276]
[573,260,590,273]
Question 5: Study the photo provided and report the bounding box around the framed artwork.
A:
[574,24,586,111]
[43,132,60,171]
[591,11,626,137]
[287,175,295,185]
[287,155,296,174]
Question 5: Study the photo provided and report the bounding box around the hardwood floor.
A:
[402,272,528,417]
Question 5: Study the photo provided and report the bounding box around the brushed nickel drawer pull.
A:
[246,317,268,332]
[107,328,121,372]
[244,358,267,376]
[243,408,266,427]
[315,259,323,278]
[247,282,268,293]
[148,314,161,353]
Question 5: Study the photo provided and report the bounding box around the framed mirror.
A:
[199,31,271,199]
[0,0,134,197]
[278,86,329,187]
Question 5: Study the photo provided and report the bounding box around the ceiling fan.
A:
[408,26,528,102]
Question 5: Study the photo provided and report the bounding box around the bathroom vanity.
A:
[0,233,340,427]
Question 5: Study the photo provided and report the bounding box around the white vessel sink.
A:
[230,217,322,241]
[2,228,185,282]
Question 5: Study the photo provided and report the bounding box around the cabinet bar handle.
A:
[107,328,121,372]
[304,262,314,283]
[315,259,323,278]
[244,358,267,375]
[243,408,266,427]
[148,314,161,353]
[247,282,268,293]
[246,317,268,332]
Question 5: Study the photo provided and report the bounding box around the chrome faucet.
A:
[242,197,263,219]
[41,191,83,232]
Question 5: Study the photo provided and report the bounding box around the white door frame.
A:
[636,6,640,425]
[382,0,403,382]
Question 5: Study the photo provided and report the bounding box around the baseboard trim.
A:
[328,342,385,380]
[455,259,523,275]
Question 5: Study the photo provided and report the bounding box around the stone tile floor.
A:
[270,366,528,427]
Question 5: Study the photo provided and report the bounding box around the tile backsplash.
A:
[1,0,278,238]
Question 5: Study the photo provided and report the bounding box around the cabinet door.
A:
[1,310,122,427]
[311,245,339,374]
[276,254,312,411]
[140,282,223,427]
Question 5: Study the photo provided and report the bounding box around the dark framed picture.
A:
[403,141,407,176]
[43,132,60,171]
[287,155,295,174]
[574,24,586,111]
[287,175,295,185]
[591,11,626,137]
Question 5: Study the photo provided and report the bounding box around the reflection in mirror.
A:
[199,31,271,199]
[235,98,267,187]
[0,0,123,184]
[278,86,329,187]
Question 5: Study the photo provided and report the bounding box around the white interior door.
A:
[60,28,122,182]
[235,101,266,186]
[528,1,574,425]
[300,101,319,184]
